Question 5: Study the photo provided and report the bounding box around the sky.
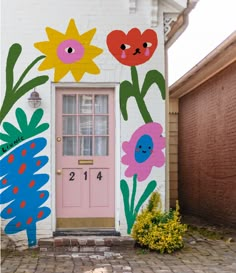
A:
[168,0,236,85]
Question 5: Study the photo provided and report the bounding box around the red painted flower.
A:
[106,28,158,66]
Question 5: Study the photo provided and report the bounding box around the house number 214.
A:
[69,171,103,181]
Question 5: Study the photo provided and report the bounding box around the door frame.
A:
[50,82,121,232]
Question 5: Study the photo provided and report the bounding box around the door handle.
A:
[56,169,62,175]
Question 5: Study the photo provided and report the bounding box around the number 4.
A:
[97,171,102,181]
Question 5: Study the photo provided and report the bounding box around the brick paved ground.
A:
[1,236,236,273]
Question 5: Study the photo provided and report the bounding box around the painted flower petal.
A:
[122,141,130,152]
[46,27,65,42]
[38,57,58,70]
[80,28,97,45]
[34,19,103,82]
[121,122,165,182]
[65,19,80,38]
[106,28,158,66]
[54,66,70,82]
[85,61,100,74]
[121,154,130,164]
[124,166,136,178]
[70,69,85,82]
[34,41,52,55]
[136,165,152,182]
[83,45,103,59]
[153,151,165,167]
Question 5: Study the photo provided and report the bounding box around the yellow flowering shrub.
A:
[132,192,187,254]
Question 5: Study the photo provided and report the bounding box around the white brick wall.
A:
[1,0,185,245]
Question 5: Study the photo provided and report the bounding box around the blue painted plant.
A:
[0,43,50,247]
[0,138,51,247]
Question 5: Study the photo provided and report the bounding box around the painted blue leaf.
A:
[0,137,51,246]
[0,137,47,177]
[5,206,51,235]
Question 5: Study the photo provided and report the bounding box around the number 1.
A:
[84,171,88,181]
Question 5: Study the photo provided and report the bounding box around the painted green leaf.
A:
[0,108,49,156]
[12,55,46,93]
[6,44,22,94]
[0,133,11,143]
[2,122,22,136]
[121,178,137,234]
[15,76,49,100]
[121,176,157,234]
[120,179,130,220]
[32,124,49,136]
[119,66,154,123]
[28,108,44,129]
[141,69,166,100]
[16,108,28,132]
[0,43,48,124]
[134,180,157,215]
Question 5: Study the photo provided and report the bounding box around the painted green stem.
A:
[5,44,22,95]
[0,43,48,124]
[127,176,137,234]
[130,174,137,214]
[0,75,48,124]
[119,66,165,123]
[121,175,157,234]
[130,66,153,123]
[12,55,46,93]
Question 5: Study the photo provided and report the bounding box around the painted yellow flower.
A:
[34,19,103,82]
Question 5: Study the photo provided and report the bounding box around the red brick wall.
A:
[178,61,236,227]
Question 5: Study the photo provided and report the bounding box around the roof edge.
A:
[169,31,236,98]
[165,0,199,48]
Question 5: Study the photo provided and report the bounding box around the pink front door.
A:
[55,87,115,228]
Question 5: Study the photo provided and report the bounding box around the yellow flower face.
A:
[34,19,103,82]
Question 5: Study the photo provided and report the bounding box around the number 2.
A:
[69,171,75,181]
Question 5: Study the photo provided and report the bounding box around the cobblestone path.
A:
[1,238,236,273]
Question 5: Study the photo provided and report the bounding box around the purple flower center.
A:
[57,39,84,64]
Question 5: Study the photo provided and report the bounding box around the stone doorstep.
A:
[38,236,135,252]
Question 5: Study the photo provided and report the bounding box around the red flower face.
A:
[106,28,158,66]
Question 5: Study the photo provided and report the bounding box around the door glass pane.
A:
[79,116,93,135]
[63,116,77,135]
[63,137,77,156]
[63,95,76,114]
[79,136,93,156]
[95,136,108,156]
[95,95,108,114]
[95,116,108,135]
[78,95,93,114]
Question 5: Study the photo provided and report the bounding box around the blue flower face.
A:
[134,134,153,163]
